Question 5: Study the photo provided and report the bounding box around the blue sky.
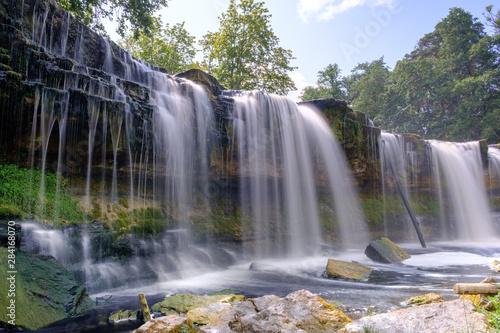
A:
[106,0,496,101]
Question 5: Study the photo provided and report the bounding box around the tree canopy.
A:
[56,0,168,37]
[303,6,500,143]
[299,64,347,101]
[200,0,296,95]
[120,18,196,74]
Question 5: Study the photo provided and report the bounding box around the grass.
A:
[477,295,500,331]
[0,164,84,224]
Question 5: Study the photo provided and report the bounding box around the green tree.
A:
[345,57,390,123]
[56,0,168,37]
[120,18,196,74]
[200,0,296,95]
[299,63,347,101]
[388,7,500,142]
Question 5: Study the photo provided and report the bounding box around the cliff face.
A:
[3,0,487,246]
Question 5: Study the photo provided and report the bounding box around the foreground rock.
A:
[0,248,95,330]
[150,293,246,315]
[136,290,351,332]
[365,237,410,263]
[326,259,373,280]
[342,299,488,333]
[133,315,187,333]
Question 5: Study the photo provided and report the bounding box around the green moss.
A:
[119,197,129,209]
[490,196,500,210]
[0,248,95,329]
[0,165,84,224]
[0,204,22,220]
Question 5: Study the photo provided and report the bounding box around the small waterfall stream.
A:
[428,140,495,240]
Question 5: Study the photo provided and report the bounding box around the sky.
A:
[106,0,497,101]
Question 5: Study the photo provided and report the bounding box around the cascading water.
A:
[379,132,415,239]
[428,140,496,240]
[230,91,366,257]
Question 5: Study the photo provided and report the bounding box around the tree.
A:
[56,0,168,37]
[200,0,296,95]
[345,58,390,123]
[299,63,347,101]
[120,18,196,74]
[387,7,500,142]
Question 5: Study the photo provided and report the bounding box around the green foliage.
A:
[0,204,21,220]
[384,7,500,143]
[56,0,169,38]
[477,295,500,330]
[110,207,172,237]
[0,164,83,223]
[307,7,500,143]
[200,0,296,95]
[120,18,196,74]
[346,58,390,123]
[300,63,347,101]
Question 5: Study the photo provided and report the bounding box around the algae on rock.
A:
[0,248,95,330]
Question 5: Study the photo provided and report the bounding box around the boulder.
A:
[196,289,351,332]
[342,299,488,333]
[0,248,95,330]
[150,293,246,315]
[326,259,372,280]
[405,293,443,306]
[364,237,410,263]
[133,315,187,333]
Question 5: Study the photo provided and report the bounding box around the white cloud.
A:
[287,71,310,103]
[297,0,397,22]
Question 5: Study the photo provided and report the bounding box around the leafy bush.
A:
[0,164,83,223]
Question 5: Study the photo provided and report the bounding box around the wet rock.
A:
[108,309,139,323]
[196,289,351,332]
[150,293,246,315]
[133,315,187,333]
[405,293,443,306]
[364,237,410,263]
[0,248,95,330]
[0,220,21,248]
[326,259,372,280]
[342,299,488,333]
[175,68,226,98]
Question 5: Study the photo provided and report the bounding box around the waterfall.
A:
[379,132,416,240]
[230,91,366,257]
[428,140,495,240]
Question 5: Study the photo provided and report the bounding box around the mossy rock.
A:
[406,293,443,306]
[151,293,246,315]
[0,248,95,330]
[109,309,139,322]
[365,237,411,263]
[325,259,372,280]
[0,205,22,220]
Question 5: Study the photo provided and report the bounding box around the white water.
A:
[231,92,366,257]
[489,146,500,195]
[380,132,415,238]
[429,140,496,240]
